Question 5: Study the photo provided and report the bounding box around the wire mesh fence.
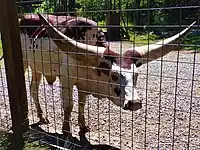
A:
[0,0,200,149]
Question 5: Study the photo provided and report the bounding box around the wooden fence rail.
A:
[0,0,29,149]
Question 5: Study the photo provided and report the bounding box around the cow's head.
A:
[38,13,195,111]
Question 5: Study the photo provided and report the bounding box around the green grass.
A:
[0,132,9,150]
[182,34,200,51]
[97,21,160,45]
[97,21,200,50]
[129,31,160,45]
[23,141,50,150]
[129,31,200,51]
[0,132,50,150]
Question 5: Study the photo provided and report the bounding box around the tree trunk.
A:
[68,0,75,16]
[57,0,76,16]
[148,0,154,25]
[106,12,120,41]
[135,0,140,25]
[105,0,121,41]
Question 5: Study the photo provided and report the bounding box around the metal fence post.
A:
[0,0,29,149]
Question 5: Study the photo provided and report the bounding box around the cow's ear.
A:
[103,47,119,64]
[96,48,119,76]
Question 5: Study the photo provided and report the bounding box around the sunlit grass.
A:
[0,132,50,150]
[129,31,160,45]
[183,34,200,51]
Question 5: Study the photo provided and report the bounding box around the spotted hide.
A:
[20,13,196,139]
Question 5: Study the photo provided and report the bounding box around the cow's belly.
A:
[23,50,63,76]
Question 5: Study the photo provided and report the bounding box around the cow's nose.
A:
[123,100,142,111]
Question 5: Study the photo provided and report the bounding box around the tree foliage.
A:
[75,0,198,25]
[76,0,107,21]
[19,0,199,33]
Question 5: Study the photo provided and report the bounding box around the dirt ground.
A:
[0,42,200,149]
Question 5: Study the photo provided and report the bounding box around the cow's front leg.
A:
[78,91,90,135]
[60,76,73,136]
[30,71,49,124]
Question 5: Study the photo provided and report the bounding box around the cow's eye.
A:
[114,87,121,96]
[111,73,118,81]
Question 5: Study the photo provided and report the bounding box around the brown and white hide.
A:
[19,14,111,133]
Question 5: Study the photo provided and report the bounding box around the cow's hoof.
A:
[39,117,49,124]
[79,126,90,135]
[123,100,142,111]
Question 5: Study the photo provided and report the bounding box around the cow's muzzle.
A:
[123,100,142,111]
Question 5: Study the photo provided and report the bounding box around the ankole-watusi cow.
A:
[19,13,106,126]
[19,12,195,136]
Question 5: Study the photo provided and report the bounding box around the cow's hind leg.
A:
[61,76,74,136]
[31,71,49,124]
[78,91,90,135]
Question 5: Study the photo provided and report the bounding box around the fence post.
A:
[0,0,29,149]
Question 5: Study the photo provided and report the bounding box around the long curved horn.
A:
[38,13,107,66]
[133,21,196,65]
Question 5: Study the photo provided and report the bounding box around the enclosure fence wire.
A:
[0,0,200,149]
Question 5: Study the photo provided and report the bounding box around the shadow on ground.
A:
[25,123,120,150]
